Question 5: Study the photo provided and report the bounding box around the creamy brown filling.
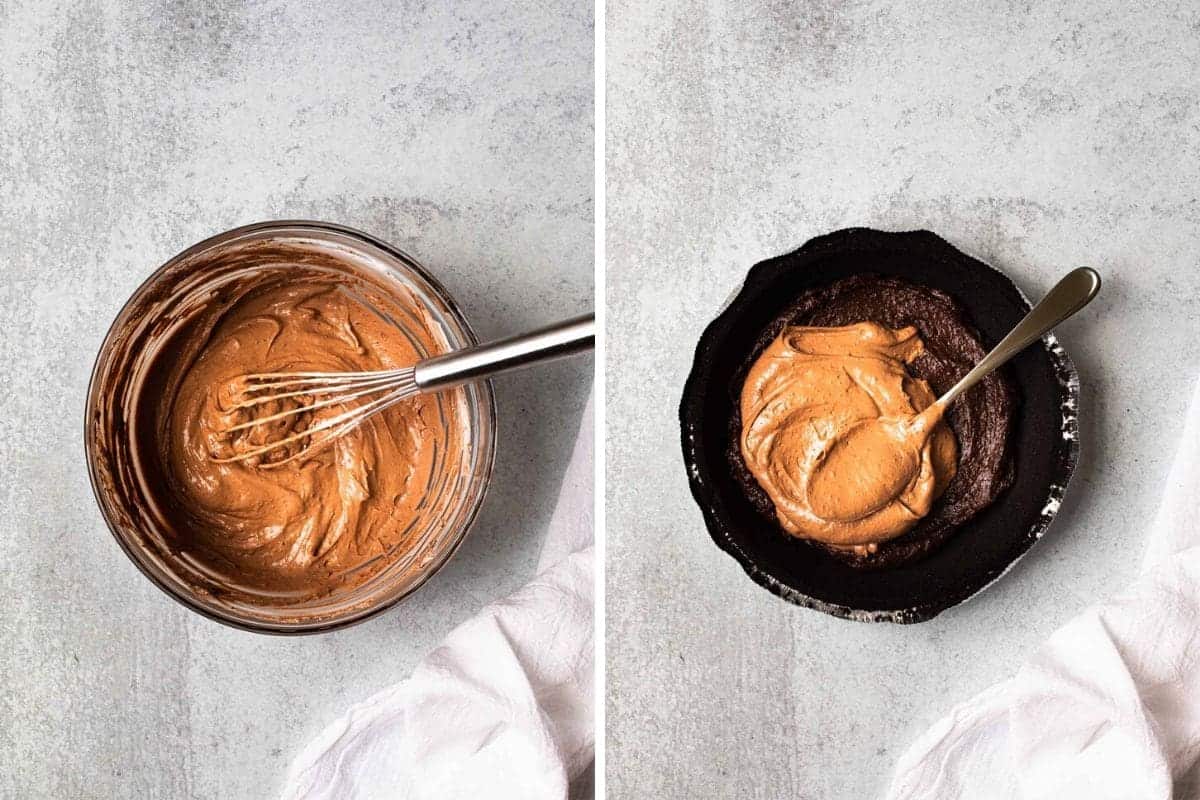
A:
[727,274,1016,569]
[740,322,958,548]
[164,275,449,582]
[109,250,472,604]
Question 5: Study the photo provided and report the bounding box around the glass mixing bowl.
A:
[85,221,496,633]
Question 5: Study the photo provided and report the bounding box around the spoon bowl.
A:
[808,416,925,522]
[810,266,1100,528]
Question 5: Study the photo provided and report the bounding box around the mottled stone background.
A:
[0,1,592,797]
[607,1,1200,797]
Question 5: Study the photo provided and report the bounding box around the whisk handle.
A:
[414,313,595,391]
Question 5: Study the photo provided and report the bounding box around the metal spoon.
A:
[810,267,1101,519]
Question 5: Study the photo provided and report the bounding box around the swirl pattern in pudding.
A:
[740,322,958,549]
[728,274,1016,569]
[133,264,467,602]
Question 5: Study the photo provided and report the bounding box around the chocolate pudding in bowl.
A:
[86,221,496,633]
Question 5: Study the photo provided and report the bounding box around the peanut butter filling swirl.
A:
[739,322,958,548]
[141,266,467,601]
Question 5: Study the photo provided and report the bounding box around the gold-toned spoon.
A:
[808,267,1101,520]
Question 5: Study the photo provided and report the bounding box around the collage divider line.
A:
[593,0,607,795]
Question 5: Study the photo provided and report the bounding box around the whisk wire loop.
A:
[214,368,419,466]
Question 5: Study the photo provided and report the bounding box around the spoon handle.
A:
[937,267,1101,409]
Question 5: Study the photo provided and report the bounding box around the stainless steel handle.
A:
[939,267,1100,408]
[414,313,595,391]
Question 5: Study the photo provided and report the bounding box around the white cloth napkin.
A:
[282,398,594,800]
[885,376,1200,800]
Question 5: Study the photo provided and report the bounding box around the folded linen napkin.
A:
[885,376,1200,799]
[282,398,594,800]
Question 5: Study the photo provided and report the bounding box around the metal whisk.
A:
[216,313,594,466]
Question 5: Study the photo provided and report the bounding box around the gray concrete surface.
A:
[606,1,1200,797]
[0,2,592,798]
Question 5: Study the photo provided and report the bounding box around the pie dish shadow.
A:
[679,228,1080,623]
